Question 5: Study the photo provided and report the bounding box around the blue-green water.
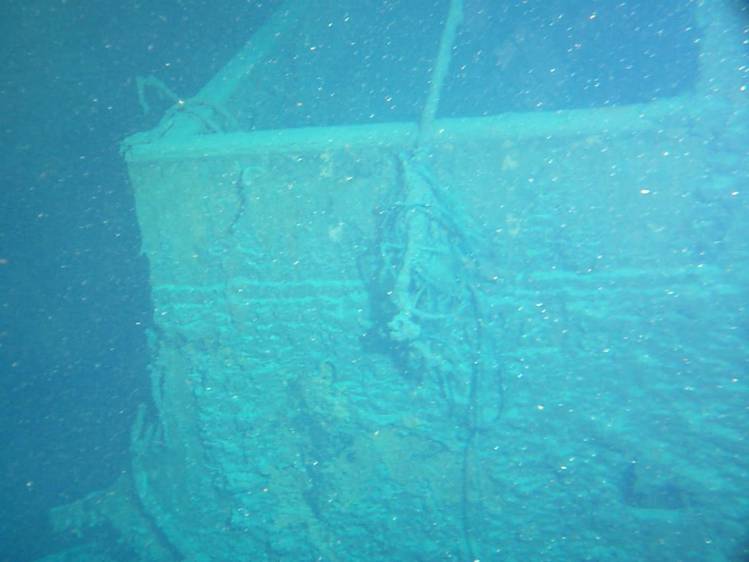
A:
[1,1,748,561]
